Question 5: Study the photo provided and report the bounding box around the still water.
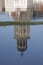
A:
[0,25,43,65]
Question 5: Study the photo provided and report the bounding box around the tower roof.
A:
[17,39,27,52]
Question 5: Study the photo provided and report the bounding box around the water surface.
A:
[0,25,43,65]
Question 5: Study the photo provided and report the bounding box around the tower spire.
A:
[21,52,24,57]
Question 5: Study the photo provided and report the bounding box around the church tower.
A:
[14,25,30,56]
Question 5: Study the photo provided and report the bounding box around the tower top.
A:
[17,39,27,56]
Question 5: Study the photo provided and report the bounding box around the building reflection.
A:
[14,25,30,56]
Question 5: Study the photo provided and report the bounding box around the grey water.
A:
[31,18,43,22]
[0,13,43,22]
[0,13,14,22]
[0,25,43,65]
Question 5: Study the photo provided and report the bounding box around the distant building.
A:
[0,0,5,12]
[33,3,43,18]
[0,0,33,21]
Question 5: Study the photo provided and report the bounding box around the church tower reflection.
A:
[14,25,30,56]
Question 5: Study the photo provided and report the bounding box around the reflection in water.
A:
[0,25,43,65]
[14,25,30,56]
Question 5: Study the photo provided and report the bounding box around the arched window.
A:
[17,40,19,46]
[23,40,25,47]
[20,40,22,47]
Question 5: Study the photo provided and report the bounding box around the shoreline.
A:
[0,22,43,26]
